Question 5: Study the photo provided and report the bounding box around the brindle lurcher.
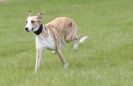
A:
[25,11,87,72]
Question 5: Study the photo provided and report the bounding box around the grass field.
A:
[0,0,133,86]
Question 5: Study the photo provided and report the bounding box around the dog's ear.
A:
[37,12,45,19]
[29,10,32,16]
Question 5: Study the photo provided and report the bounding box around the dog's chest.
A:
[36,34,55,49]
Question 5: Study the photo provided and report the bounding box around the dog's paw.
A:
[79,36,88,44]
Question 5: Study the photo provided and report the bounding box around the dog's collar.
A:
[34,24,43,35]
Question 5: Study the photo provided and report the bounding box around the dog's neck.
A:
[34,24,43,35]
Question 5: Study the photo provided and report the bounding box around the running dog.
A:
[25,11,87,72]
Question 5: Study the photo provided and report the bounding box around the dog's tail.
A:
[79,36,88,44]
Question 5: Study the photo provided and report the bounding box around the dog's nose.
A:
[25,27,29,32]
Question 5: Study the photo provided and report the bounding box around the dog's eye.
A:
[31,20,35,23]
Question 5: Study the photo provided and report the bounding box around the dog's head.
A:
[25,11,44,32]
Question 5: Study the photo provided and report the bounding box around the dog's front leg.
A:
[56,46,68,68]
[35,48,42,72]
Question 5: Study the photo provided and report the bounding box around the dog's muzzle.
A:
[25,27,29,32]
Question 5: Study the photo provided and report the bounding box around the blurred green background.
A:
[0,0,133,86]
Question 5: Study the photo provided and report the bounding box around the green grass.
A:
[0,0,133,86]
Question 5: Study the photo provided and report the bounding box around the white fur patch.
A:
[79,36,88,43]
[36,31,55,49]
[25,17,33,31]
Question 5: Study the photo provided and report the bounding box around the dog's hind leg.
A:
[73,38,79,50]
[79,36,88,44]
[73,36,88,50]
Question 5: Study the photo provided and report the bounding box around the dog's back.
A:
[46,17,78,43]
[46,17,75,29]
